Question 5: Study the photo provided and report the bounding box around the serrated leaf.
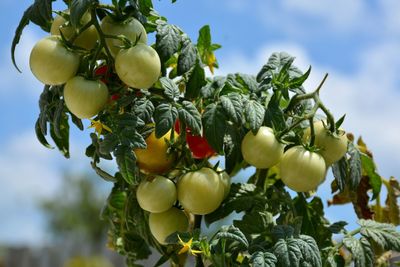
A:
[244,100,265,133]
[154,103,178,138]
[114,145,137,185]
[156,24,181,61]
[297,235,322,267]
[202,103,227,153]
[358,219,400,251]
[328,221,348,234]
[331,157,348,192]
[177,37,197,75]
[236,73,258,92]
[35,118,52,149]
[134,98,154,122]
[224,124,243,174]
[384,177,400,225]
[265,94,286,132]
[185,61,206,99]
[50,112,70,158]
[70,0,91,28]
[360,153,382,200]
[234,211,274,238]
[251,251,277,267]
[178,101,202,135]
[348,142,362,189]
[220,94,243,124]
[273,238,302,267]
[343,236,374,267]
[159,77,180,100]
[99,133,119,155]
[257,52,296,82]
[215,225,249,249]
[288,66,311,89]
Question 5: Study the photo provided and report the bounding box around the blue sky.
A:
[0,0,400,246]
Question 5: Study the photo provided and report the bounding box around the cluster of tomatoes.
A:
[241,122,348,192]
[133,129,230,244]
[29,10,160,119]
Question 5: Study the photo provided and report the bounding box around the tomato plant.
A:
[12,0,400,266]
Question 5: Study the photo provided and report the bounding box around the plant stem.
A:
[194,215,205,267]
[90,8,114,62]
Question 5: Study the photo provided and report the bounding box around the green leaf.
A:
[115,145,137,185]
[273,238,302,267]
[236,73,259,93]
[50,113,70,158]
[234,211,274,238]
[251,251,277,267]
[331,157,348,192]
[343,236,374,267]
[288,66,311,89]
[360,153,382,200]
[220,93,243,124]
[197,25,212,53]
[244,100,265,133]
[297,235,322,267]
[134,98,154,122]
[202,103,227,153]
[154,103,178,138]
[159,77,180,101]
[11,0,53,72]
[156,24,181,61]
[328,221,348,234]
[185,60,206,99]
[358,219,400,251]
[265,94,286,132]
[99,133,119,155]
[214,225,249,249]
[177,37,197,75]
[35,118,52,149]
[52,100,64,139]
[70,0,91,28]
[178,101,202,135]
[257,52,296,82]
[348,142,362,189]
[224,124,244,174]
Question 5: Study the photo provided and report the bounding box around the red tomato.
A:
[95,65,109,84]
[175,120,216,159]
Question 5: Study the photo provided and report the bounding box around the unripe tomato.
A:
[177,168,224,215]
[304,121,348,166]
[149,207,189,244]
[64,76,109,119]
[136,176,177,213]
[241,126,284,169]
[115,43,161,89]
[50,11,98,50]
[100,16,147,57]
[280,146,326,192]
[134,130,177,174]
[29,36,80,85]
[219,170,231,199]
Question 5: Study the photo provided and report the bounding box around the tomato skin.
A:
[280,146,326,192]
[29,36,80,85]
[50,11,98,50]
[174,120,216,159]
[100,16,147,57]
[136,176,177,213]
[134,130,177,174]
[304,121,348,166]
[149,207,189,244]
[177,168,224,215]
[63,76,109,119]
[241,126,284,169]
[115,44,161,89]
[219,170,231,199]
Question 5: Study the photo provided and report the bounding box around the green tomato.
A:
[177,168,224,215]
[241,126,284,169]
[304,121,348,166]
[149,207,189,244]
[29,36,80,85]
[50,10,98,50]
[64,76,109,119]
[100,16,147,57]
[115,43,161,89]
[136,176,177,213]
[218,170,231,199]
[280,146,326,192]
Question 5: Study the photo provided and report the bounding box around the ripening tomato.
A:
[280,146,326,192]
[115,43,161,89]
[304,120,348,166]
[241,126,284,169]
[134,130,177,174]
[149,207,189,244]
[29,36,80,85]
[177,168,224,215]
[100,16,147,57]
[50,10,98,50]
[136,176,177,213]
[63,76,109,119]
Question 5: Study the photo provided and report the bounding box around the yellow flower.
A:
[89,119,112,136]
[177,235,202,256]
